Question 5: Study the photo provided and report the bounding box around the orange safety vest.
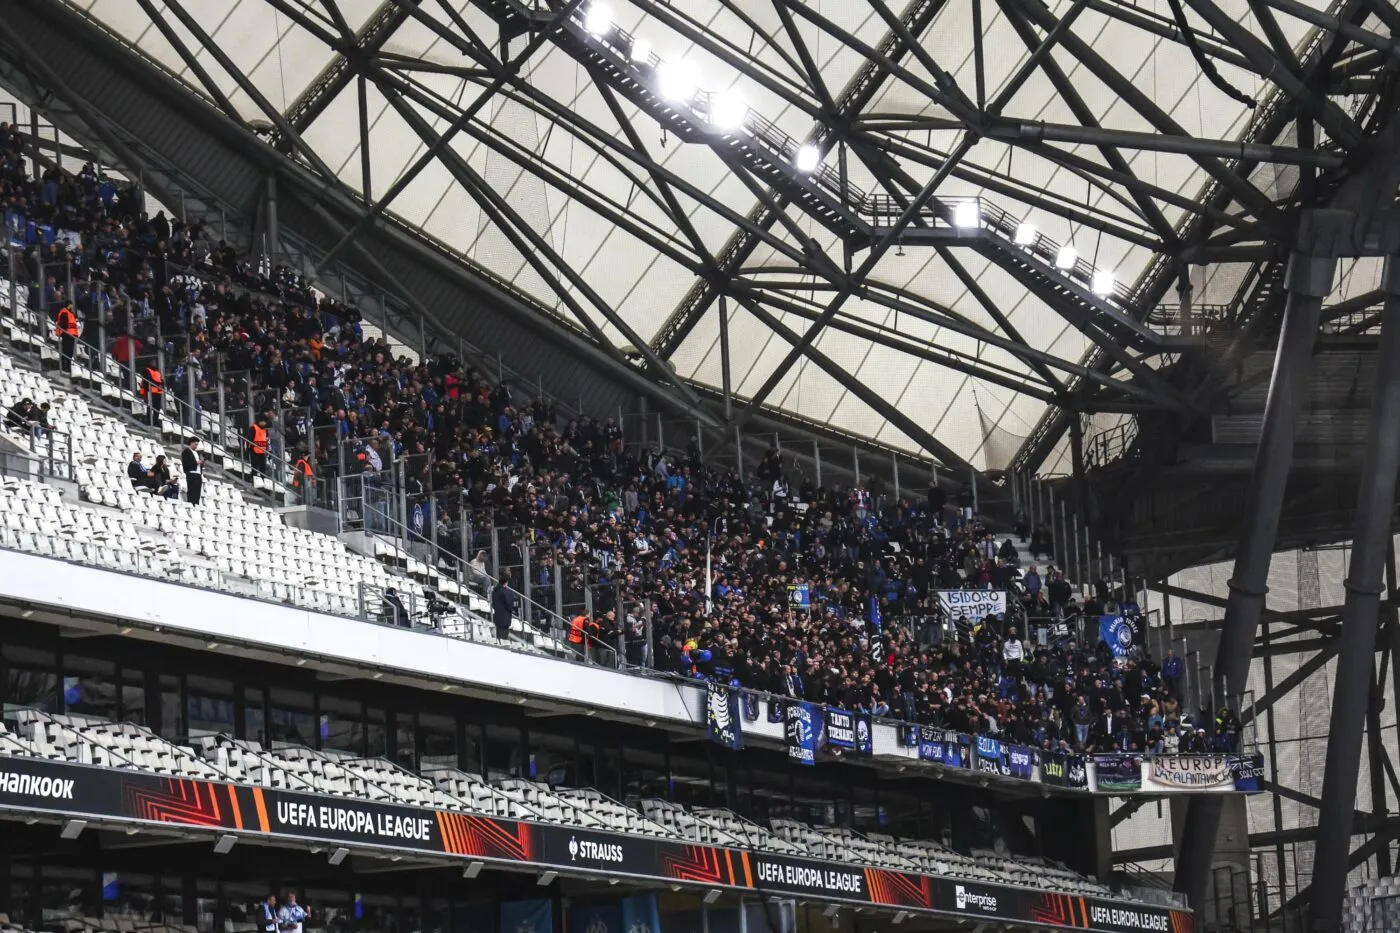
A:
[54,306,79,338]
[250,423,268,455]
[292,458,314,487]
[139,367,162,397]
[568,615,587,645]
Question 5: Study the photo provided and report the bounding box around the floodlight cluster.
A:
[580,2,1119,301]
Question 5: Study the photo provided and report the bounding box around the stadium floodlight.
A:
[658,60,698,103]
[711,90,747,131]
[1091,269,1115,297]
[328,847,350,866]
[953,201,980,228]
[537,870,559,886]
[60,819,87,840]
[583,2,612,37]
[213,834,237,854]
[1055,244,1077,270]
[464,861,485,879]
[1014,222,1036,245]
[794,144,820,173]
[629,36,652,63]
[704,890,722,905]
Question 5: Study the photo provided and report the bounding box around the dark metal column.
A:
[1175,248,1336,913]
[1309,256,1400,932]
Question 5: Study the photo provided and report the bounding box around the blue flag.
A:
[570,904,622,933]
[621,894,661,933]
[706,682,744,750]
[500,901,552,933]
[868,595,883,660]
[1100,615,1136,658]
[785,701,823,765]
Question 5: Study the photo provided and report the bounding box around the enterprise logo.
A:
[0,771,75,799]
[954,885,999,913]
[568,836,625,863]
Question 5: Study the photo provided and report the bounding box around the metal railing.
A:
[336,472,620,669]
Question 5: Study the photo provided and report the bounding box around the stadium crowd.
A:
[0,123,1237,757]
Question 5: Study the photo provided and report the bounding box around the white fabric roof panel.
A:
[73,0,1373,469]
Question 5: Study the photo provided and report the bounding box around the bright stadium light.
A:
[711,90,747,131]
[1092,269,1115,296]
[583,2,612,36]
[1055,244,1077,269]
[794,144,820,173]
[953,201,980,228]
[1014,222,1036,245]
[658,59,698,103]
[629,36,652,62]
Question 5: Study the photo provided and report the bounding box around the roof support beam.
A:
[301,0,586,276]
[1180,0,1363,148]
[983,118,1346,168]
[373,74,711,414]
[131,0,243,123]
[649,0,948,359]
[727,293,974,470]
[714,132,978,453]
[280,1,415,138]
[731,278,1172,408]
[993,0,1178,244]
[1257,0,1400,58]
[159,0,339,184]
[1006,0,1284,225]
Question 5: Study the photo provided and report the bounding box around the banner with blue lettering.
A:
[570,903,622,933]
[1099,615,1136,658]
[785,702,823,765]
[788,583,810,609]
[1093,754,1144,792]
[974,736,1010,777]
[500,900,553,933]
[706,682,744,750]
[620,894,661,933]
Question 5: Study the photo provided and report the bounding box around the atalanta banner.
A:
[975,736,1009,777]
[786,702,824,765]
[918,727,966,768]
[1005,745,1035,780]
[0,756,1192,933]
[825,709,873,756]
[1143,754,1265,793]
[706,682,744,750]
[1094,755,1144,792]
[1041,753,1090,790]
[936,589,1007,620]
[1099,615,1137,658]
[1230,753,1265,792]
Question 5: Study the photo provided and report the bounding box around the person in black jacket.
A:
[492,573,516,643]
[181,436,203,505]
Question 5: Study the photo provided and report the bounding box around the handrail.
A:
[337,472,620,668]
